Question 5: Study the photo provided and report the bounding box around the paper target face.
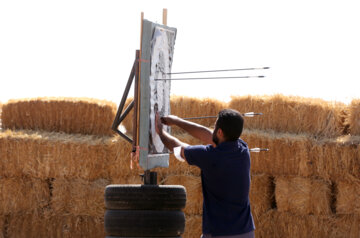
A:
[148,27,176,154]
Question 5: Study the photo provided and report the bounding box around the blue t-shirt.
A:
[184,139,255,236]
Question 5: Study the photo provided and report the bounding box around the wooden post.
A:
[136,12,144,147]
[163,8,167,26]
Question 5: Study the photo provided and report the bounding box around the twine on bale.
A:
[1,97,117,136]
[229,94,347,137]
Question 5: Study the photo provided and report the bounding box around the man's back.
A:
[185,139,255,236]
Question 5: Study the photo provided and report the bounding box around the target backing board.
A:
[138,19,176,170]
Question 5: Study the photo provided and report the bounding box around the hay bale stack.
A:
[242,129,313,177]
[51,178,109,218]
[275,176,332,215]
[184,215,202,238]
[171,96,226,130]
[309,135,360,180]
[0,129,133,180]
[336,176,360,215]
[249,174,273,218]
[1,97,116,136]
[0,177,49,214]
[161,175,202,215]
[348,99,360,135]
[229,94,346,137]
[259,210,360,238]
[7,211,105,238]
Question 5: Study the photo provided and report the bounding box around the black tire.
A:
[105,185,186,210]
[105,210,185,237]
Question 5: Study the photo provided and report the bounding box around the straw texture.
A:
[170,95,226,133]
[7,211,105,238]
[184,215,202,238]
[1,97,116,136]
[309,135,360,180]
[0,129,134,180]
[336,176,360,215]
[242,129,313,177]
[249,174,273,218]
[348,99,360,135]
[0,216,4,238]
[275,176,332,215]
[229,94,346,137]
[0,177,49,214]
[161,175,202,215]
[258,210,360,238]
[51,178,109,218]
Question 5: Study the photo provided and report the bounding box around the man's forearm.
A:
[159,130,187,152]
[172,117,214,145]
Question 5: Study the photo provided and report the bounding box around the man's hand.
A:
[155,112,164,135]
[160,115,179,126]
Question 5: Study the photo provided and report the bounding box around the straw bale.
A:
[0,129,134,180]
[161,175,202,215]
[0,177,49,214]
[260,210,335,238]
[110,174,144,184]
[348,99,360,135]
[170,96,226,134]
[331,214,360,238]
[106,134,142,179]
[336,176,360,215]
[1,97,116,136]
[309,135,360,180]
[7,211,105,238]
[275,176,332,215]
[249,174,273,218]
[229,94,346,137]
[184,215,202,238]
[51,178,109,218]
[242,129,313,177]
[259,210,360,238]
[0,216,4,238]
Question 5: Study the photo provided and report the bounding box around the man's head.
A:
[212,109,244,145]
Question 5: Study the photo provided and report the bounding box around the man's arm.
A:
[156,113,189,160]
[161,115,215,146]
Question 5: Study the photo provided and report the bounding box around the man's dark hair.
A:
[216,109,244,141]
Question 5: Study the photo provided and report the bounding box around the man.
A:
[155,109,255,238]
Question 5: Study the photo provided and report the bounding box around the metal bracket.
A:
[112,50,140,145]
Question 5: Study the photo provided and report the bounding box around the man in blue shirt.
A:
[155,109,255,238]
